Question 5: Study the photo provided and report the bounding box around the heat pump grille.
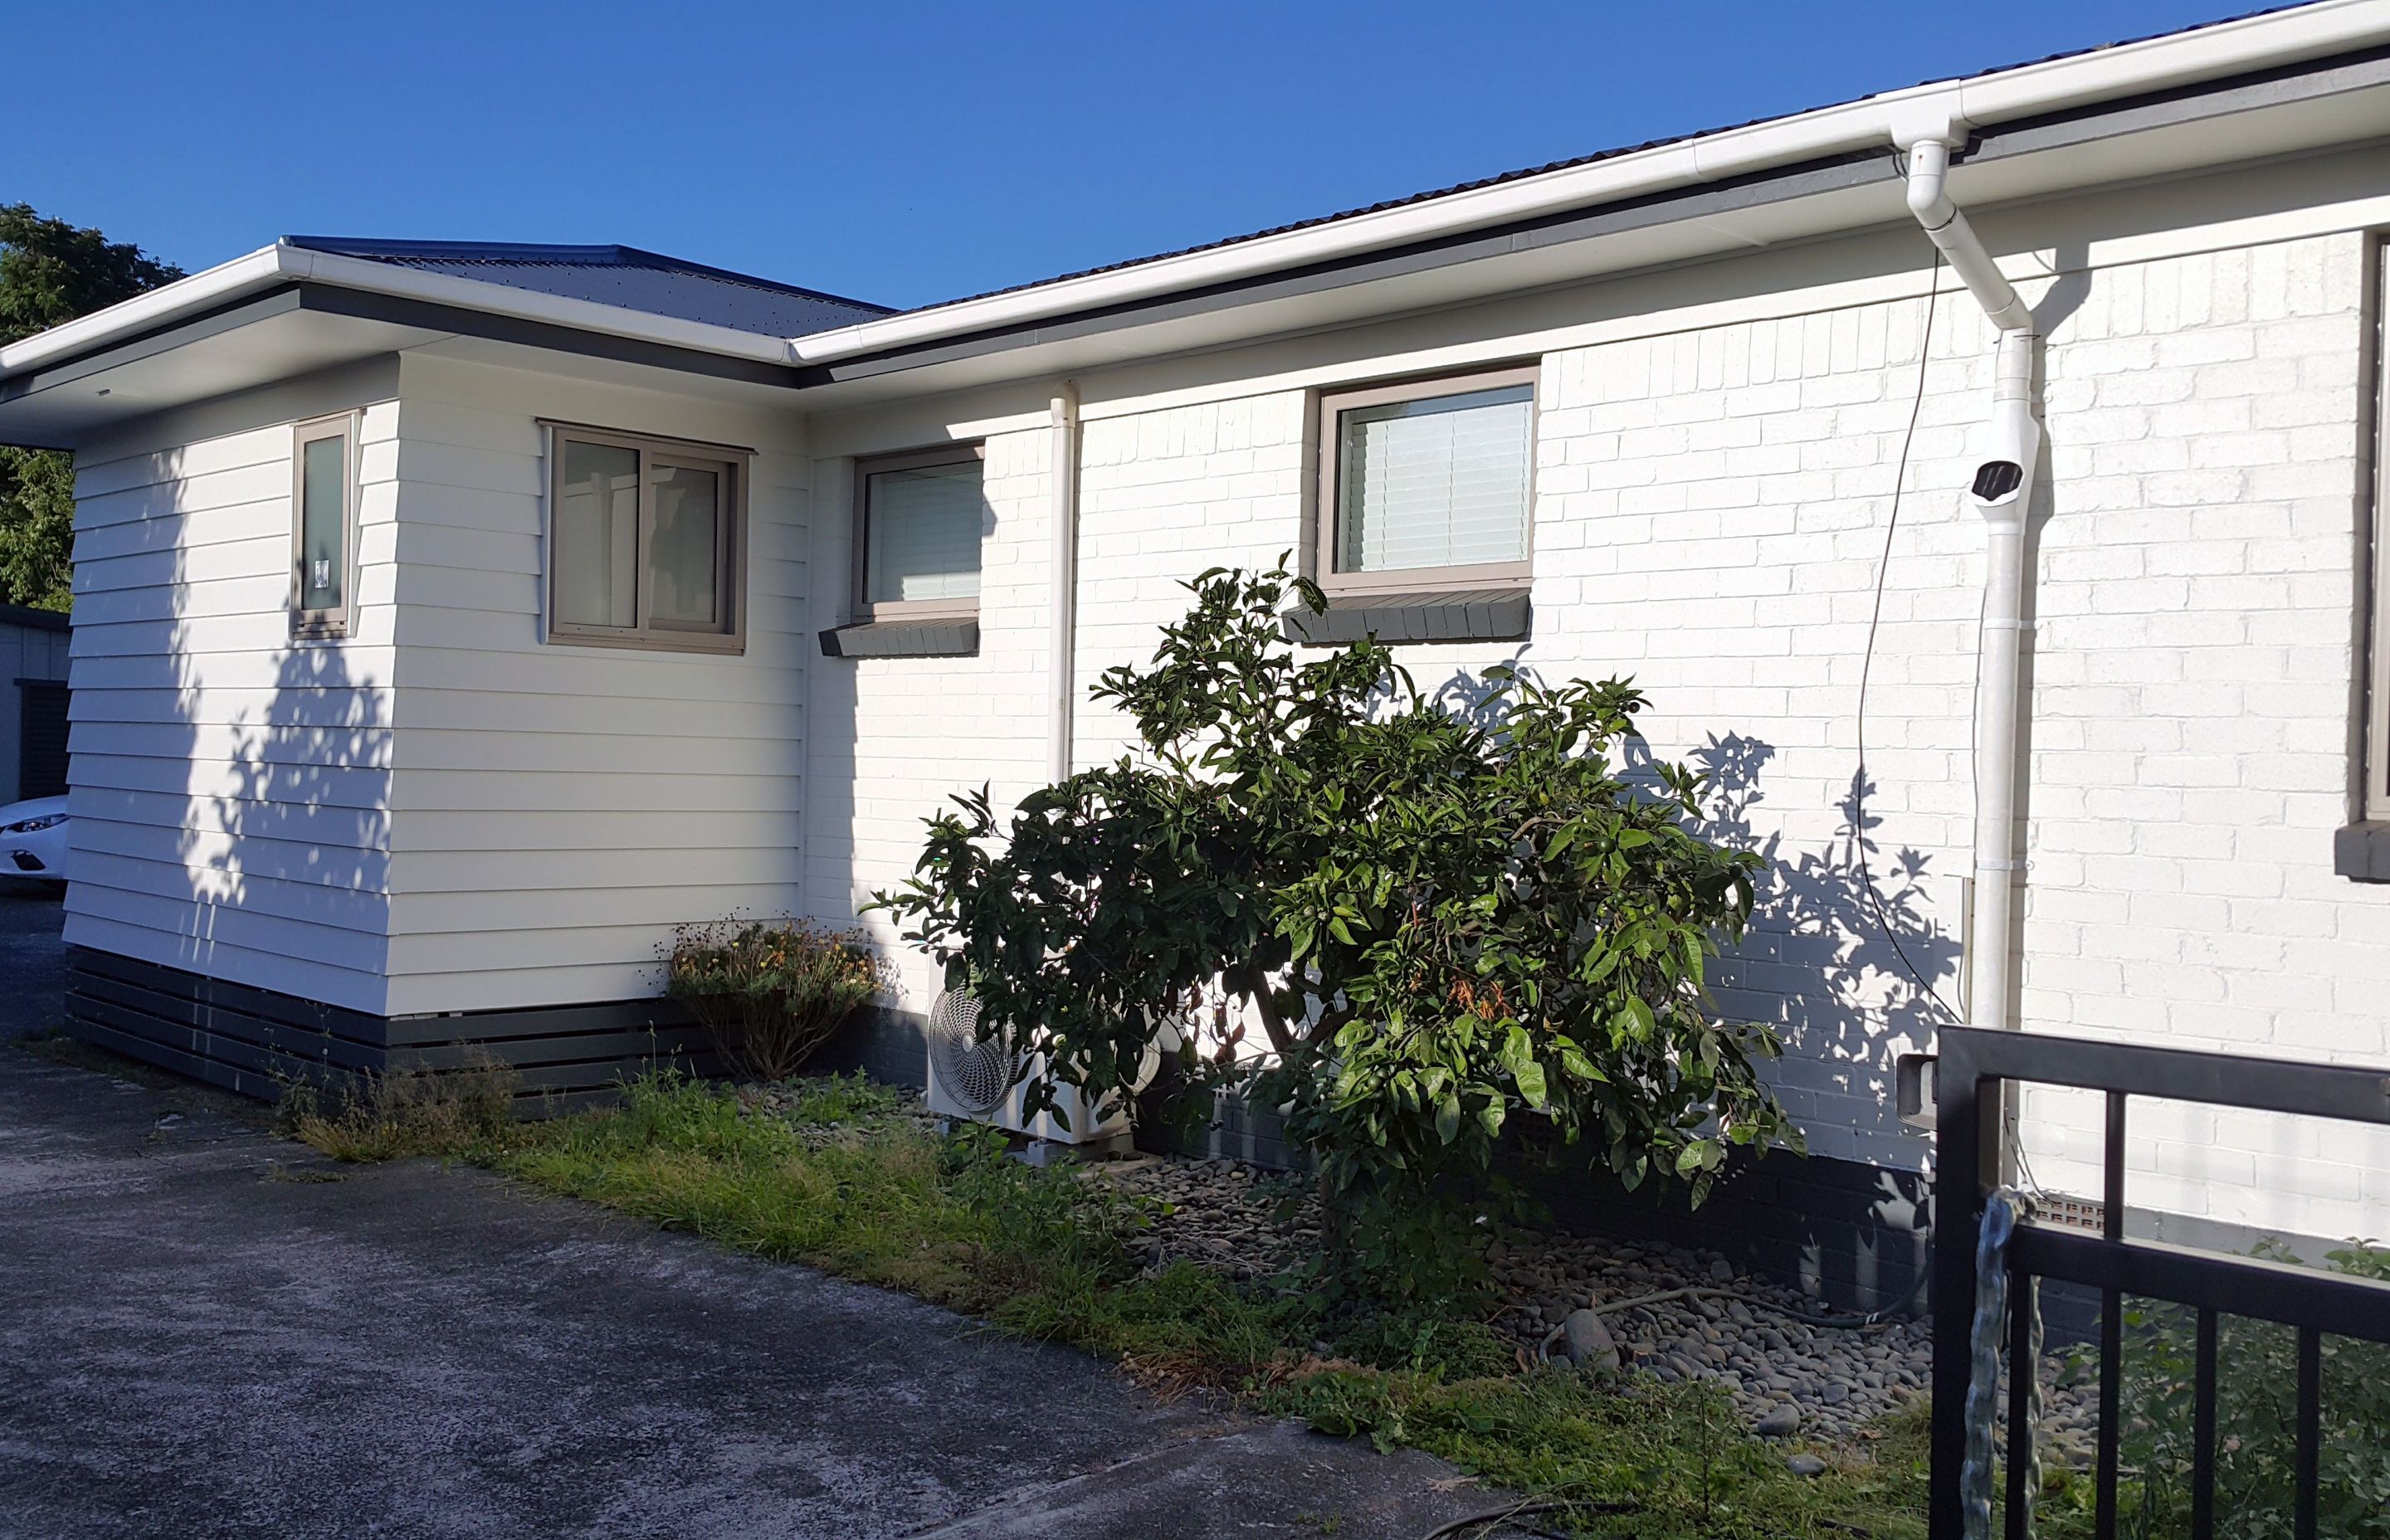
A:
[925,990,1018,1119]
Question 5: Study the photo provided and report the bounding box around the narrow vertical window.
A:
[2335,237,2388,880]
[544,425,747,652]
[291,413,356,639]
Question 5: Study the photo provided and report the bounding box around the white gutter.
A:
[1047,382,1083,781]
[1898,137,2041,1063]
[0,239,795,382]
[789,0,2390,364]
[0,246,288,378]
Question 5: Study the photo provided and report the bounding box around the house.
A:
[0,603,70,808]
[6,1,2390,1304]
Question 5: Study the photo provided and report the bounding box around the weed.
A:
[280,1052,518,1162]
[1264,1370,1925,1539]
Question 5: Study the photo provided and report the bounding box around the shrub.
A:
[664,918,888,1081]
[873,563,1794,1300]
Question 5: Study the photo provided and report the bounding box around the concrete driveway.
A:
[0,907,1489,1538]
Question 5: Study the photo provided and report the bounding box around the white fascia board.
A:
[0,241,797,384]
[792,0,2390,363]
[0,246,289,378]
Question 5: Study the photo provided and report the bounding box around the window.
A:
[290,413,357,638]
[2336,238,2388,880]
[853,444,985,619]
[544,424,746,652]
[1314,365,1538,594]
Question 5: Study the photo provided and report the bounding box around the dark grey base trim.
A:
[819,618,980,658]
[1282,588,1529,646]
[2334,821,2390,880]
[64,947,719,1110]
[807,1005,929,1087]
[1130,1073,1927,1313]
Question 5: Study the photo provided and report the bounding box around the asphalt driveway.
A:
[0,899,1487,1539]
[0,879,66,1039]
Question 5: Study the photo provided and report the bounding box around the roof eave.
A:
[0,239,802,389]
[792,0,2390,364]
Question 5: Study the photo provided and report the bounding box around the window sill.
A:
[819,617,980,659]
[1280,587,1529,646]
[2334,821,2390,881]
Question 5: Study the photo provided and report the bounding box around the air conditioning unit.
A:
[923,990,1153,1157]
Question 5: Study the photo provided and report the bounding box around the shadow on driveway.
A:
[0,1039,1492,1538]
[0,879,65,1040]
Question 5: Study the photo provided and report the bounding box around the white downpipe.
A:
[1901,141,2041,1046]
[1048,383,1082,782]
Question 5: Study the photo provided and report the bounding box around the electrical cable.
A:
[1853,241,1964,1026]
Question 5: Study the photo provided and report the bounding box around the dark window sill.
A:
[819,617,979,659]
[2334,821,2390,881]
[1280,587,1529,646]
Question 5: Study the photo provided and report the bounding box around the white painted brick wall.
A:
[807,426,1055,1011]
[815,230,2390,1245]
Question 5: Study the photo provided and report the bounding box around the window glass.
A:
[866,459,983,604]
[1337,383,1532,573]
[651,463,722,627]
[555,439,639,629]
[299,433,346,611]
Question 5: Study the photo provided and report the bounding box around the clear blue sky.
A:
[5,0,2256,312]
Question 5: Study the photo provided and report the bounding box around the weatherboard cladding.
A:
[284,238,894,339]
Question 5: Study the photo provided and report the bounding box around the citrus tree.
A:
[873,565,1798,1294]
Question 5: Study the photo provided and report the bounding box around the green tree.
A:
[0,204,184,611]
[875,565,1798,1298]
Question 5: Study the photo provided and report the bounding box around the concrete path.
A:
[0,946,1492,1538]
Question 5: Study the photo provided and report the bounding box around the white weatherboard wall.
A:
[64,361,402,1014]
[809,186,2390,1246]
[379,354,812,1016]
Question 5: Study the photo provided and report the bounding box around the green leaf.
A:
[1434,1092,1461,1145]
[1514,1059,1549,1110]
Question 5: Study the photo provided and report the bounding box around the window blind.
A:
[866,461,983,604]
[1337,384,1532,574]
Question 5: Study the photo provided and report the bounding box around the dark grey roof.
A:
[291,4,2314,340]
[0,602,68,631]
[285,237,895,339]
[919,2,2309,309]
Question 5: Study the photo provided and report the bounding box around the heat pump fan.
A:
[921,989,1150,1153]
[924,989,1020,1121]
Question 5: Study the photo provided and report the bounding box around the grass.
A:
[287,1068,1933,1538]
[276,1051,517,1161]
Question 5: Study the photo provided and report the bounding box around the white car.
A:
[0,796,68,884]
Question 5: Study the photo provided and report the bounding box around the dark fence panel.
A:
[1928,1026,2390,1540]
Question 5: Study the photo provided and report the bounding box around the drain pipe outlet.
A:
[1048,382,1082,782]
[1901,139,2040,1041]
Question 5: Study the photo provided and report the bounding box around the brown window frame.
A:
[290,412,360,641]
[541,422,749,655]
[1313,363,1540,598]
[851,442,987,623]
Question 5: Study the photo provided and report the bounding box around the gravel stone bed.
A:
[1092,1150,2097,1455]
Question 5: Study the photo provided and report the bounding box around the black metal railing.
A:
[1929,1025,2390,1539]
